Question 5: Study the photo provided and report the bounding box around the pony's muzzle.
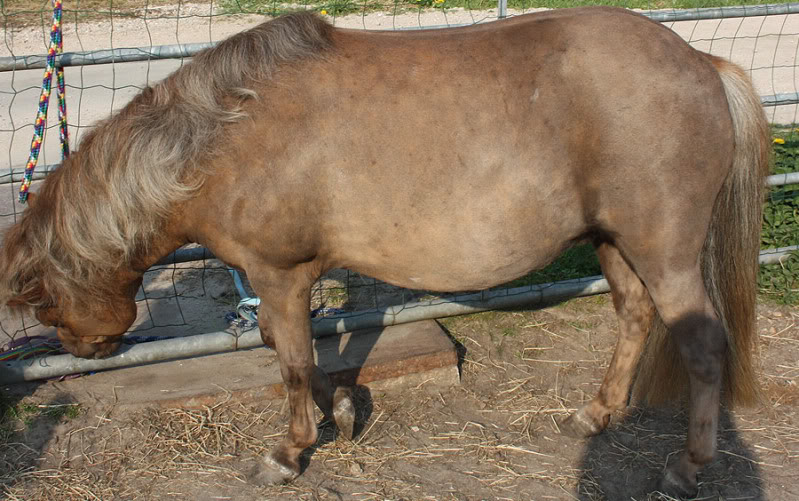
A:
[58,328,123,359]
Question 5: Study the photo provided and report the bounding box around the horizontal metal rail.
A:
[0,42,212,72]
[760,244,799,264]
[645,2,799,22]
[767,171,799,186]
[0,276,612,383]
[3,3,799,72]
[762,92,799,108]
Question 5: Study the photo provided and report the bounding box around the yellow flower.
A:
[773,137,786,144]
[320,9,328,14]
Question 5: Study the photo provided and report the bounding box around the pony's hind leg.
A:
[561,242,655,437]
[311,367,356,440]
[646,268,727,498]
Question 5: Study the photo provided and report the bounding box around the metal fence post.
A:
[498,0,508,18]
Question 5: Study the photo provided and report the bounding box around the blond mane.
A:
[0,12,333,312]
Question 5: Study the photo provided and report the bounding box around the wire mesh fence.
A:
[0,0,798,380]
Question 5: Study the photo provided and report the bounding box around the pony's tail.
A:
[634,54,770,407]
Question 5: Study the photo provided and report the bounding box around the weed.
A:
[568,319,596,331]
[1,395,82,441]
[761,129,799,304]
[501,327,517,337]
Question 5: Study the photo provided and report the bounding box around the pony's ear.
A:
[6,283,46,309]
[6,291,42,308]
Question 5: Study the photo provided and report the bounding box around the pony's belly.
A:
[345,238,572,293]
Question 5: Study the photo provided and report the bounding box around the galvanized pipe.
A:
[645,2,799,22]
[3,276,610,383]
[0,42,212,72]
[0,166,59,186]
[767,171,799,186]
[0,328,264,383]
[759,244,799,264]
[155,246,216,266]
[762,92,799,108]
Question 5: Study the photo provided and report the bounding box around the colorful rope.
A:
[19,0,69,204]
[0,335,175,362]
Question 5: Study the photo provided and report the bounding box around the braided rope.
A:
[19,0,69,204]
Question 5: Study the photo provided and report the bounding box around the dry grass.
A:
[1,302,797,499]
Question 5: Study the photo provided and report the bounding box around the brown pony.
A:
[0,7,768,497]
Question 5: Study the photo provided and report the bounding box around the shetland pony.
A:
[0,7,768,497]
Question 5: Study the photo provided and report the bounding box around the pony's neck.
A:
[128,226,189,276]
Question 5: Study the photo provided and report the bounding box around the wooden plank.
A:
[18,320,459,408]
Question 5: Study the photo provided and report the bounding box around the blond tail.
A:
[634,54,770,407]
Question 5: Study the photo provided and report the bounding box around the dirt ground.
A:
[1,291,797,500]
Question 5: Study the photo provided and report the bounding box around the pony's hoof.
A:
[560,409,608,438]
[248,455,299,486]
[659,467,698,500]
[333,387,356,440]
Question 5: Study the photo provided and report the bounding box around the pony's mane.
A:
[0,12,334,312]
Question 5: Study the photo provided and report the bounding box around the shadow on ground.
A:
[0,380,77,495]
[576,406,763,500]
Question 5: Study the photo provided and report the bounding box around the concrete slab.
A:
[3,320,459,409]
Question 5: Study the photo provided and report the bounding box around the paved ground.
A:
[1,6,799,190]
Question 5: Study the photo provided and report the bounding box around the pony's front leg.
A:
[257,298,356,442]
[247,272,320,485]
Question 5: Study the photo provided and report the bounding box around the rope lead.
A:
[19,0,69,204]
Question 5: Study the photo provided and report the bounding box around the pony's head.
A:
[34,294,138,359]
[0,190,140,359]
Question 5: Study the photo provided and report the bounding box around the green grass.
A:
[759,129,799,304]
[1,394,82,441]
[503,244,601,290]
[213,0,799,18]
